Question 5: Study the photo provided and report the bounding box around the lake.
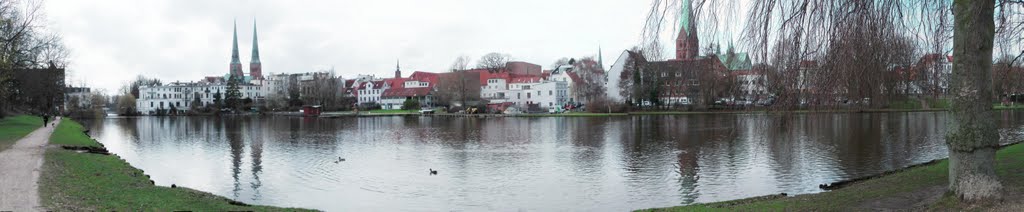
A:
[84,111,1024,211]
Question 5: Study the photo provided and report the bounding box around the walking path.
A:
[0,117,60,211]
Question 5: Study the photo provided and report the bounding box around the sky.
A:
[44,0,674,94]
[43,1,990,95]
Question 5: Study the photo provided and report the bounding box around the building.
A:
[65,87,92,110]
[379,71,439,109]
[7,63,65,114]
[137,20,269,114]
[913,54,953,96]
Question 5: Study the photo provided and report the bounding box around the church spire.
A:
[251,19,260,63]
[675,0,699,60]
[394,59,402,78]
[598,45,604,70]
[249,19,263,80]
[681,0,694,36]
[230,19,243,78]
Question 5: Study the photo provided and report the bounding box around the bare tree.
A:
[550,57,571,69]
[303,71,344,110]
[574,57,607,103]
[476,52,510,73]
[437,56,480,107]
[0,0,70,116]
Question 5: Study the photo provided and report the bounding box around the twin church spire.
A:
[230,19,263,81]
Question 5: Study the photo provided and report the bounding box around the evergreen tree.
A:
[213,91,222,107]
[225,76,243,110]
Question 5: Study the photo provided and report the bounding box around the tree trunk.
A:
[948,0,1001,201]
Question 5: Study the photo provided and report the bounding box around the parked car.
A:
[419,108,435,115]
[503,107,522,115]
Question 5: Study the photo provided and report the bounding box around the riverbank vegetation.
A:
[39,119,313,211]
[640,142,1024,211]
[0,115,41,150]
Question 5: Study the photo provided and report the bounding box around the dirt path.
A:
[0,117,60,211]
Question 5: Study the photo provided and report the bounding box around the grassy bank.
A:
[641,143,1024,211]
[519,112,630,117]
[367,109,418,114]
[0,115,42,151]
[40,119,314,211]
[994,103,1024,110]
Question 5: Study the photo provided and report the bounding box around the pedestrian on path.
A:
[42,114,49,127]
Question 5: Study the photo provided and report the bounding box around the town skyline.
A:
[45,0,751,94]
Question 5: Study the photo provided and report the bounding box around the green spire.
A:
[251,19,260,63]
[680,0,693,36]
[231,20,241,65]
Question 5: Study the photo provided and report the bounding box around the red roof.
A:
[382,87,432,98]
[510,76,542,84]
[468,69,511,86]
[409,71,439,85]
[566,71,581,83]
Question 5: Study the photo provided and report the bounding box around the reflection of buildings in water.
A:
[618,116,697,203]
[224,118,245,199]
[249,118,265,201]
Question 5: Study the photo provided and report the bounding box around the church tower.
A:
[229,20,244,79]
[675,0,699,60]
[250,20,263,80]
[394,59,402,78]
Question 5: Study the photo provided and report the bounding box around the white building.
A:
[356,80,393,105]
[736,73,767,100]
[499,77,569,110]
[606,50,632,102]
[136,80,268,114]
[481,78,509,102]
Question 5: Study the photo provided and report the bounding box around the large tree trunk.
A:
[948,0,1001,201]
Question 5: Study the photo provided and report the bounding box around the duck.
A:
[429,168,438,175]
[334,157,346,163]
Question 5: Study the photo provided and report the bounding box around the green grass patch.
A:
[519,112,629,117]
[888,99,923,110]
[48,119,102,147]
[994,103,1024,110]
[368,109,418,114]
[641,143,1024,211]
[926,98,951,109]
[0,115,43,151]
[40,119,314,211]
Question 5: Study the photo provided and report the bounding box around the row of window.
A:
[360,96,380,102]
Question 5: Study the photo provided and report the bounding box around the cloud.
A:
[45,0,652,93]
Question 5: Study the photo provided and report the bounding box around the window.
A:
[527,93,531,99]
[549,91,553,96]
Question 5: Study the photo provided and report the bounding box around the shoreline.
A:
[115,107,1024,118]
[39,118,315,211]
[640,141,1024,211]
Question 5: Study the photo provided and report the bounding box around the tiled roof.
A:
[509,76,542,84]
[382,87,432,98]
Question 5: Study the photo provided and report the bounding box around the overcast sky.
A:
[44,0,750,94]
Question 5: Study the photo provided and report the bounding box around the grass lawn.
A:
[368,109,419,114]
[640,143,1024,211]
[519,112,630,117]
[888,99,923,110]
[994,103,1024,110]
[40,119,314,211]
[0,115,42,151]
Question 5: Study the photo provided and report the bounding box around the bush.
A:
[586,97,629,113]
[359,102,381,110]
[401,98,421,110]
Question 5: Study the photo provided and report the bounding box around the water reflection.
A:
[90,112,1024,211]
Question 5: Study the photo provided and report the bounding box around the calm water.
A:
[86,112,1024,211]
